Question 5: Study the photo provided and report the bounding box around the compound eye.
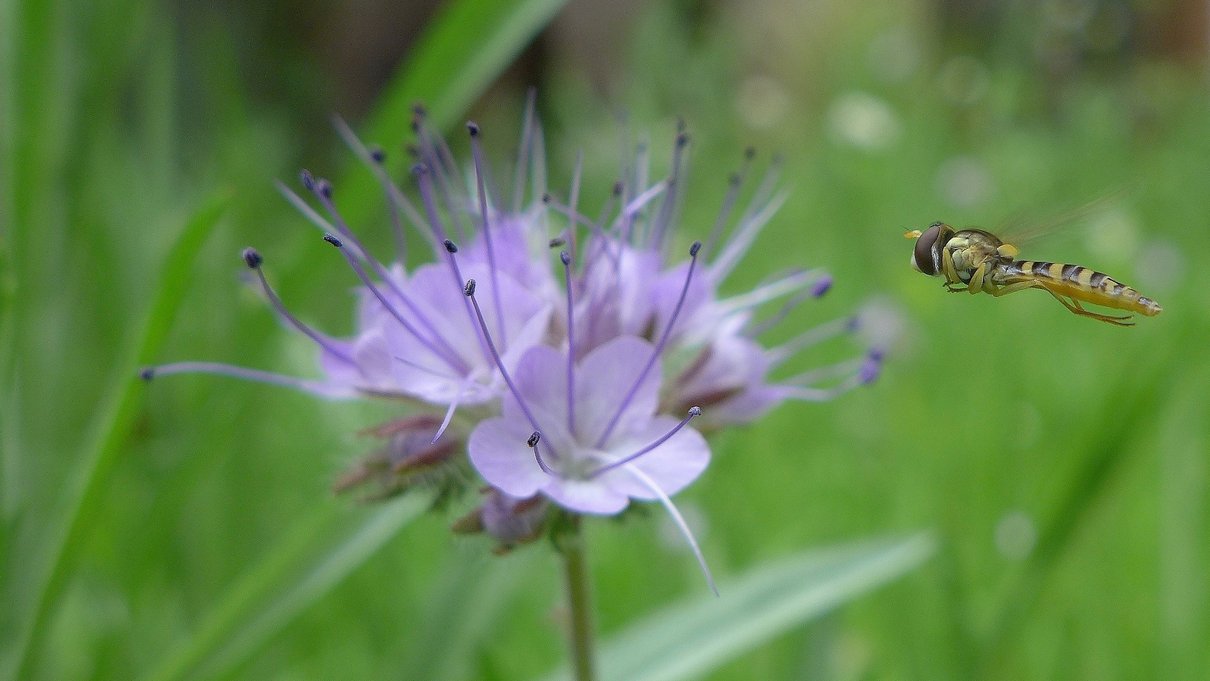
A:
[912,223,943,276]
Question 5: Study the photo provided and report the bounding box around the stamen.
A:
[412,109,467,240]
[468,121,507,345]
[709,188,788,282]
[596,242,701,448]
[542,196,605,239]
[464,279,546,435]
[530,114,548,207]
[561,251,576,435]
[512,88,537,212]
[322,235,467,374]
[768,315,858,366]
[747,273,833,337]
[650,130,690,248]
[719,269,824,316]
[859,348,885,384]
[140,362,355,398]
[412,163,451,251]
[431,376,473,444]
[242,248,355,365]
[443,240,492,366]
[781,350,883,401]
[588,407,701,478]
[566,150,583,262]
[702,147,756,258]
[528,431,556,475]
[623,464,717,596]
[330,115,425,261]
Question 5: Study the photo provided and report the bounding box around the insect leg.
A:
[985,280,1038,297]
[1037,283,1135,326]
[940,248,969,292]
[968,264,988,295]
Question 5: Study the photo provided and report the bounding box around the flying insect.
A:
[904,222,1162,326]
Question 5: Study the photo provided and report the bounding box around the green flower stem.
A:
[559,515,597,681]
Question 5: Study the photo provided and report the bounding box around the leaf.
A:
[4,193,230,681]
[143,494,430,681]
[363,0,570,141]
[537,533,936,681]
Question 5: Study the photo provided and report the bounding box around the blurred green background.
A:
[4,0,1209,679]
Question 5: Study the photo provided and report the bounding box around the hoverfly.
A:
[904,222,1162,326]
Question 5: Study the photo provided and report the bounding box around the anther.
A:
[811,275,833,298]
[139,367,155,381]
[612,181,624,197]
[588,406,704,478]
[528,431,555,476]
[316,178,333,199]
[676,131,690,147]
[689,241,702,257]
[542,193,552,204]
[322,234,343,248]
[299,169,315,191]
[859,350,884,384]
[560,251,571,265]
[370,147,386,163]
[464,279,476,296]
[548,237,566,248]
[466,121,480,137]
[744,146,756,160]
[444,239,458,253]
[241,247,263,269]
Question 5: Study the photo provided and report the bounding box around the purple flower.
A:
[468,336,709,515]
[144,100,892,586]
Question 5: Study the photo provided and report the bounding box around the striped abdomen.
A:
[999,260,1163,316]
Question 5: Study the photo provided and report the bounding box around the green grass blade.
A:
[364,0,570,141]
[7,193,230,681]
[326,0,570,234]
[537,533,936,681]
[144,493,431,681]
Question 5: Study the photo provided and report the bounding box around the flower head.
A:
[144,99,892,586]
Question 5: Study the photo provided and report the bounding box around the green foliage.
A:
[3,0,1208,680]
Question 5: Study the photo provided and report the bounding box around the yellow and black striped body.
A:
[993,260,1162,317]
[905,221,1163,325]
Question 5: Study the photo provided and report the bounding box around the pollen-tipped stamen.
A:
[330,115,425,261]
[747,272,833,337]
[596,241,701,448]
[528,431,556,475]
[412,108,468,240]
[468,121,507,346]
[561,251,577,436]
[710,158,787,282]
[767,314,859,367]
[649,130,690,249]
[464,279,547,436]
[588,406,701,478]
[562,151,583,261]
[512,88,538,212]
[139,361,353,397]
[703,147,756,258]
[322,234,467,374]
[443,240,493,365]
[242,247,355,365]
[782,349,884,401]
[720,268,828,317]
